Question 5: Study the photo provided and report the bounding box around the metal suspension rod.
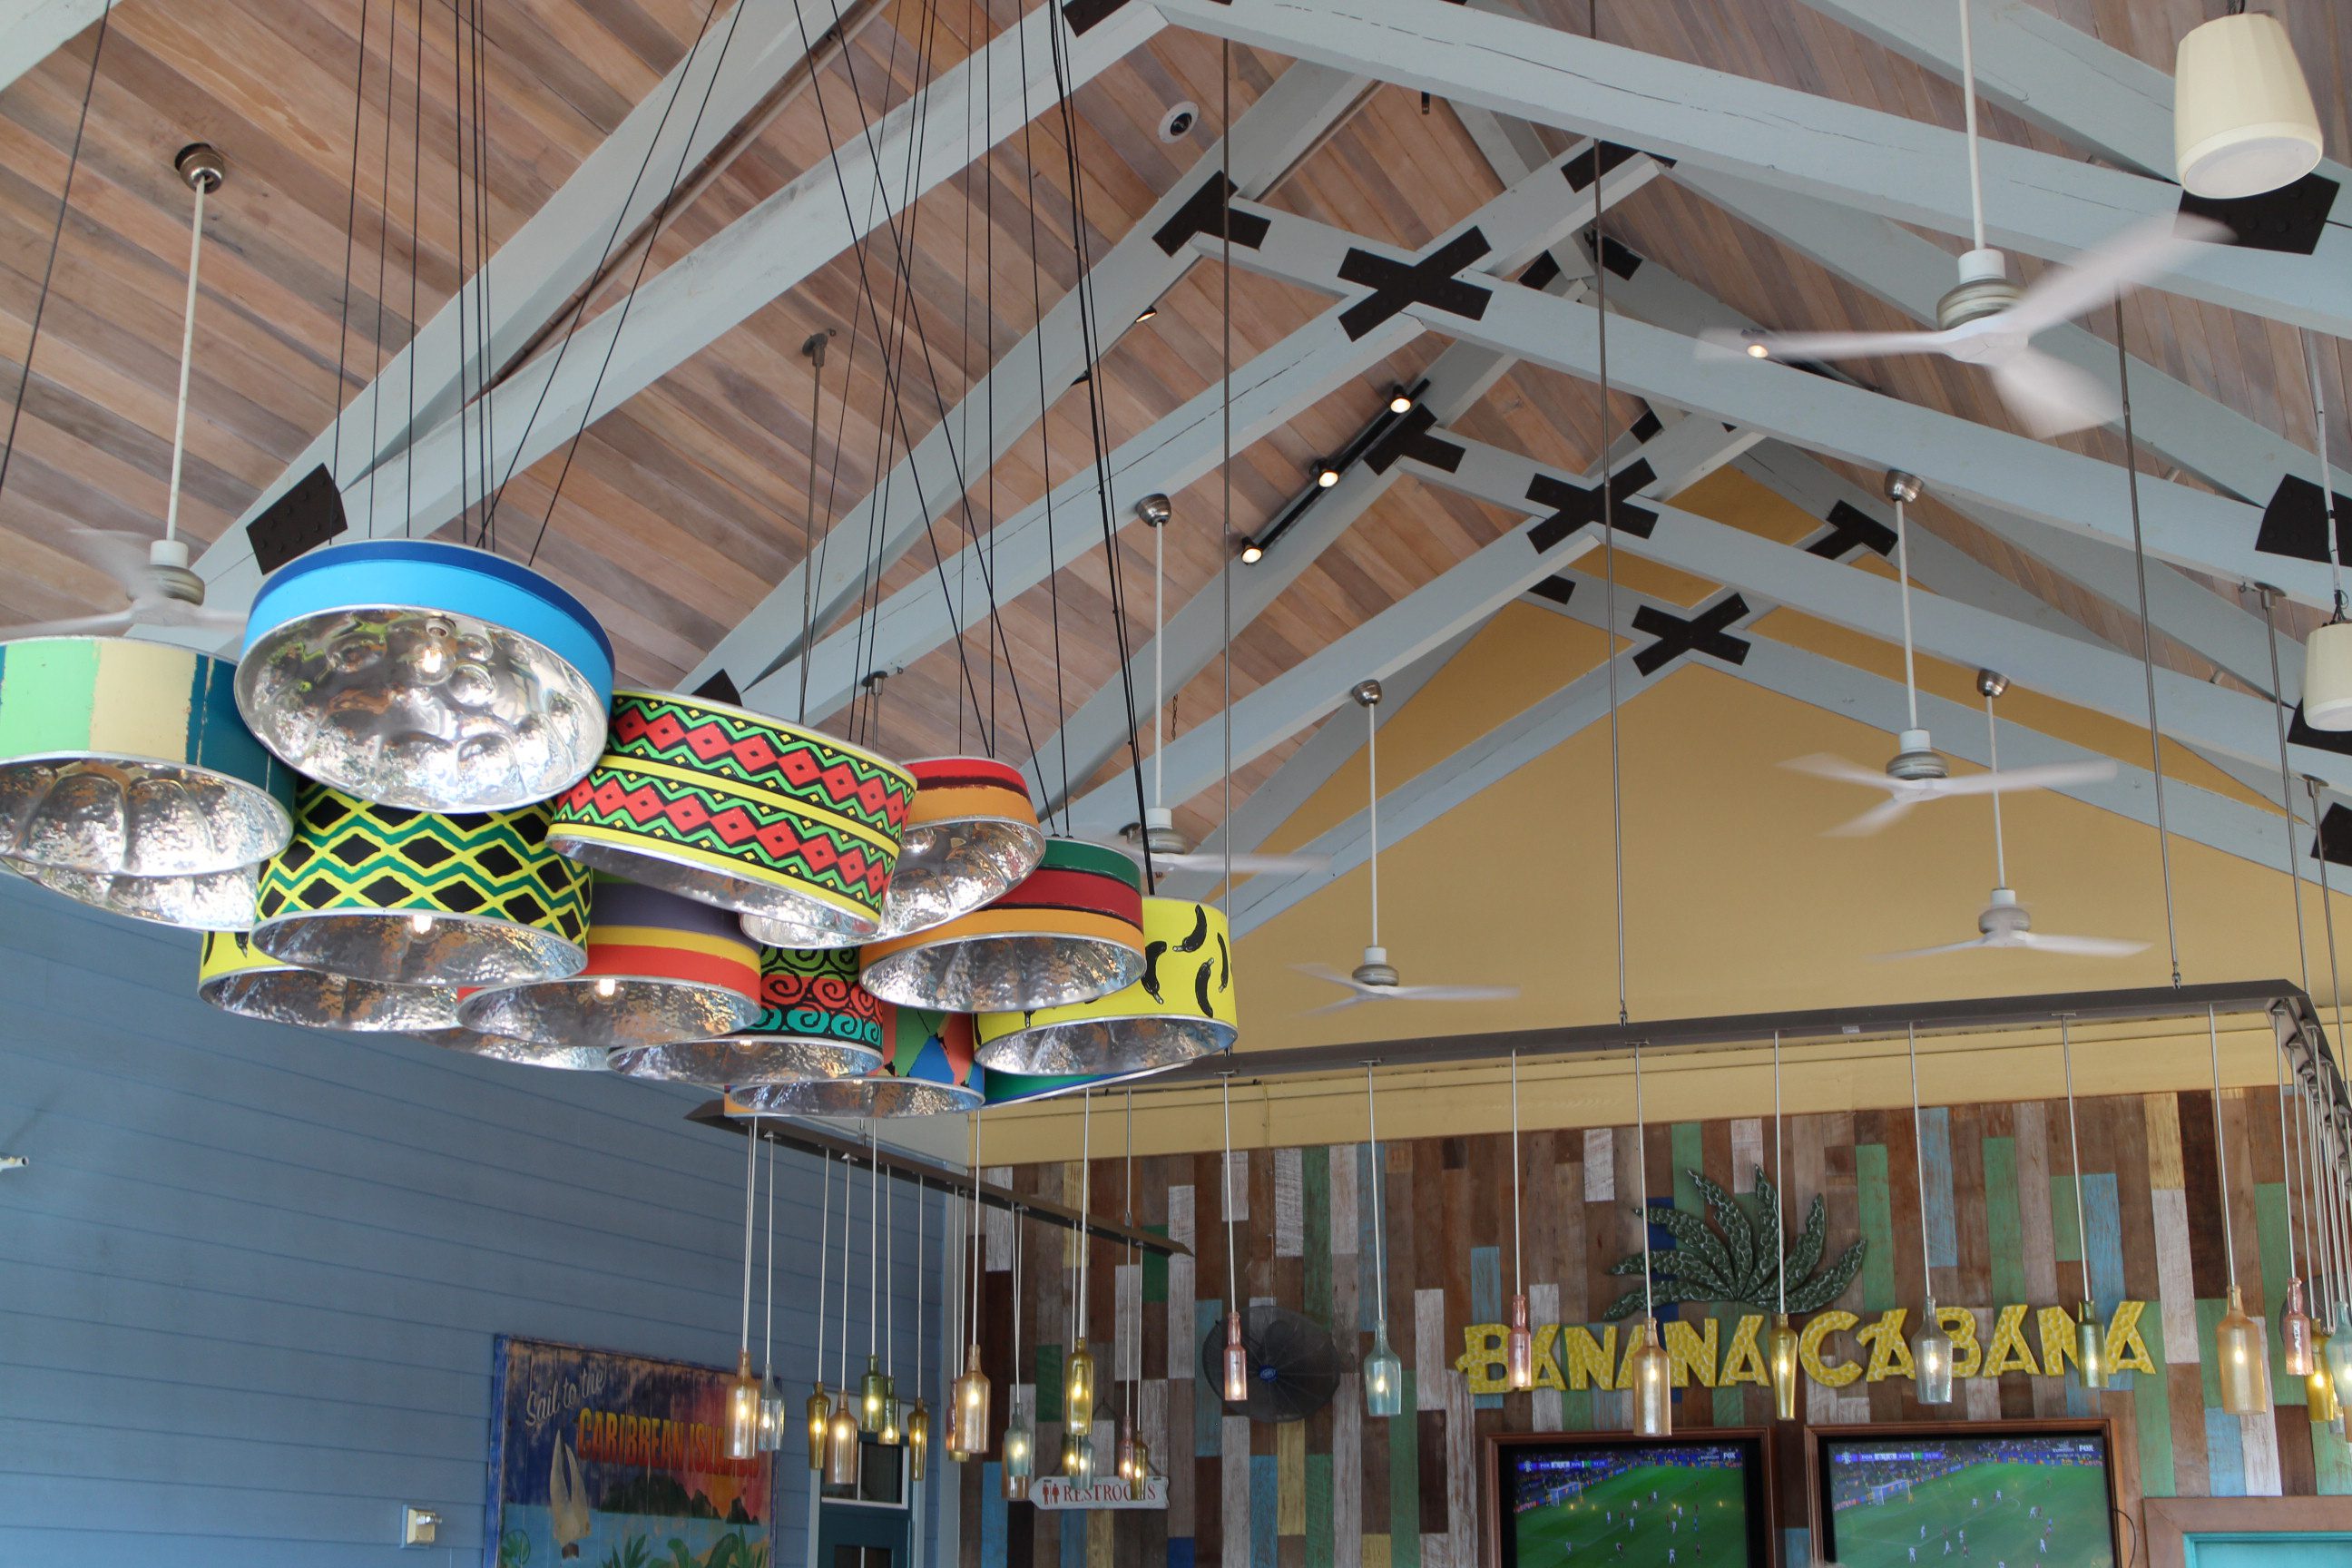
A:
[163,172,211,545]
[2209,1006,2239,1291]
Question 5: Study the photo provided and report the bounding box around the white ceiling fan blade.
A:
[1989,345,2122,438]
[45,527,152,594]
[135,597,247,634]
[2009,930,2150,957]
[1302,993,1376,1016]
[1699,326,1954,365]
[1825,793,1922,838]
[1781,753,1903,791]
[0,609,139,641]
[2000,214,2234,337]
[1876,936,1994,961]
[1384,983,1521,1003]
[1160,848,1333,877]
[1290,963,1382,996]
[1927,758,2119,798]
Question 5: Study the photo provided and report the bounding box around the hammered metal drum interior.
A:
[405,1025,611,1072]
[727,1009,980,1117]
[608,943,888,1086]
[251,783,589,986]
[198,931,461,1032]
[0,639,292,879]
[552,691,912,945]
[236,540,613,811]
[975,897,1237,1075]
[747,756,1040,946]
[858,838,1143,1013]
[457,876,760,1048]
[7,856,259,931]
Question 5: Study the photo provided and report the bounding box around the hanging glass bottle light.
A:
[859,837,1144,1014]
[1363,1330,1403,1419]
[1002,1396,1034,1499]
[1768,1315,1800,1423]
[805,1381,831,1474]
[612,942,887,1086]
[1360,1063,1405,1416]
[973,897,1237,1076]
[825,1389,861,1490]
[1060,1426,1089,1479]
[2075,1303,2108,1391]
[459,875,760,1048]
[2204,1008,2271,1416]
[750,754,1041,947]
[1628,1322,1672,1439]
[251,781,588,986]
[1220,1312,1250,1406]
[2284,1279,2316,1382]
[197,930,459,1032]
[949,1346,991,1457]
[1066,1340,1097,1435]
[549,689,914,943]
[238,539,613,812]
[1128,1436,1152,1502]
[905,1174,930,1479]
[2310,1335,2342,1426]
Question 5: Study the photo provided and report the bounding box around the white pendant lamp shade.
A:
[236,540,614,811]
[2303,621,2352,730]
[2175,13,2325,200]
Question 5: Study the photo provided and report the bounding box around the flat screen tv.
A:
[1811,1422,2120,1568]
[1490,1430,1775,1568]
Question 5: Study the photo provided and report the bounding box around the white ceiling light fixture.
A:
[1784,472,2113,833]
[1879,671,2147,961]
[1292,680,1518,1013]
[1700,0,2228,438]
[2175,9,2325,201]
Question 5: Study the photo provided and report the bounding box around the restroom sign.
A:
[1031,1475,1168,1511]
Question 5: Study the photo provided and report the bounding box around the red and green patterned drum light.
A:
[198,930,459,1033]
[974,897,1236,1076]
[609,943,889,1087]
[858,837,1144,1014]
[458,874,760,1049]
[747,755,1042,948]
[549,690,913,946]
[729,1008,981,1118]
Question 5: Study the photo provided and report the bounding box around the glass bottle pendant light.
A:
[1221,1312,1250,1405]
[2058,1019,2108,1391]
[1114,1424,1136,1486]
[1220,1072,1250,1405]
[860,1355,890,1435]
[1906,1026,1955,1405]
[1628,1322,1672,1439]
[2283,1279,2316,1380]
[2075,1302,2109,1392]
[1768,1315,1800,1423]
[805,1382,830,1473]
[1060,1426,1090,1479]
[1766,1032,1801,1422]
[1067,1340,1097,1436]
[1505,1049,1534,1392]
[725,1123,762,1460]
[1361,1063,1405,1417]
[1129,1436,1152,1502]
[950,1344,990,1457]
[907,1400,930,1479]
[755,1132,787,1452]
[2206,1008,2271,1416]
[1002,1399,1034,1499]
[825,1389,861,1490]
[2310,1335,2342,1426]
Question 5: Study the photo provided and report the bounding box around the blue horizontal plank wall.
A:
[0,878,945,1567]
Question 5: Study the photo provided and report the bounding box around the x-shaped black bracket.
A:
[1630,594,1753,677]
[1153,174,1270,257]
[1336,228,1494,341]
[1364,405,1465,475]
[1805,499,1896,561]
[1524,459,1660,552]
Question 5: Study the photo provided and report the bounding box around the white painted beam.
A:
[746,133,1661,733]
[1192,198,2337,611]
[190,0,1164,622]
[0,0,100,96]
[1153,0,2352,335]
[687,60,1375,693]
[1396,427,2352,789]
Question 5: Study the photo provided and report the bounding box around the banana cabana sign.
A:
[1452,1165,2153,1393]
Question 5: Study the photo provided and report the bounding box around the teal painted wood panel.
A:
[1984,1136,2029,1308]
[1470,1245,1502,1412]
[1390,1370,1421,1568]
[2255,1184,2303,1407]
[1303,1146,1332,1331]
[1918,1106,1957,1269]
[2187,1536,2352,1568]
[982,1463,1009,1568]
[1857,1143,1896,1312]
[2135,1305,2178,1497]
[2316,1420,2352,1495]
[2205,1407,2249,1497]
[1671,1122,1705,1218]
[1251,1455,1279,1568]
[1194,1301,1223,1457]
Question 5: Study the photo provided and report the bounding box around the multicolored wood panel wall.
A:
[953,1087,2352,1567]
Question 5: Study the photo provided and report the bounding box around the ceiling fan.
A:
[1697,0,2230,439]
[1294,677,1518,1015]
[1110,495,1330,880]
[1781,469,2113,834]
[1880,670,2146,961]
[3,145,243,644]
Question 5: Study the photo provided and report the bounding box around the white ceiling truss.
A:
[74,0,2341,897]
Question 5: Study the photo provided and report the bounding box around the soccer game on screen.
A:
[1821,1434,2115,1568]
[1506,1441,1756,1565]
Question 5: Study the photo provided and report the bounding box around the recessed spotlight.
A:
[1746,342,1770,358]
[1135,302,1159,324]
[1387,387,1414,415]
[1314,463,1341,489]
[1239,540,1266,564]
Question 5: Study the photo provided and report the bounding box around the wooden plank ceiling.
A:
[0,0,2342,848]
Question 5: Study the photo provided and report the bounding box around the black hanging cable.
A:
[1042,0,1154,888]
[449,0,471,544]
[799,332,829,727]
[1013,13,1074,826]
[325,0,368,495]
[528,0,751,565]
[363,0,400,535]
[0,0,111,514]
[401,0,425,542]
[2114,300,2181,985]
[470,0,496,550]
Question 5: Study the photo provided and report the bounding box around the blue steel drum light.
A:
[236,540,613,811]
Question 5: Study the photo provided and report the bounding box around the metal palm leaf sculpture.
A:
[1604,1167,1867,1320]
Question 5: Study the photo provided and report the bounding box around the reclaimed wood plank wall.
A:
[956,1091,2352,1567]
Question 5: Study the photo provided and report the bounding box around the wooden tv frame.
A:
[1806,1417,2124,1567]
[1485,1427,1779,1568]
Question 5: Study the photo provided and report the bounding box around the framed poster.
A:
[486,1336,773,1568]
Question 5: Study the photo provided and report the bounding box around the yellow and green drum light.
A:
[974,897,1236,1077]
[236,539,614,813]
[550,689,914,946]
[0,638,293,928]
